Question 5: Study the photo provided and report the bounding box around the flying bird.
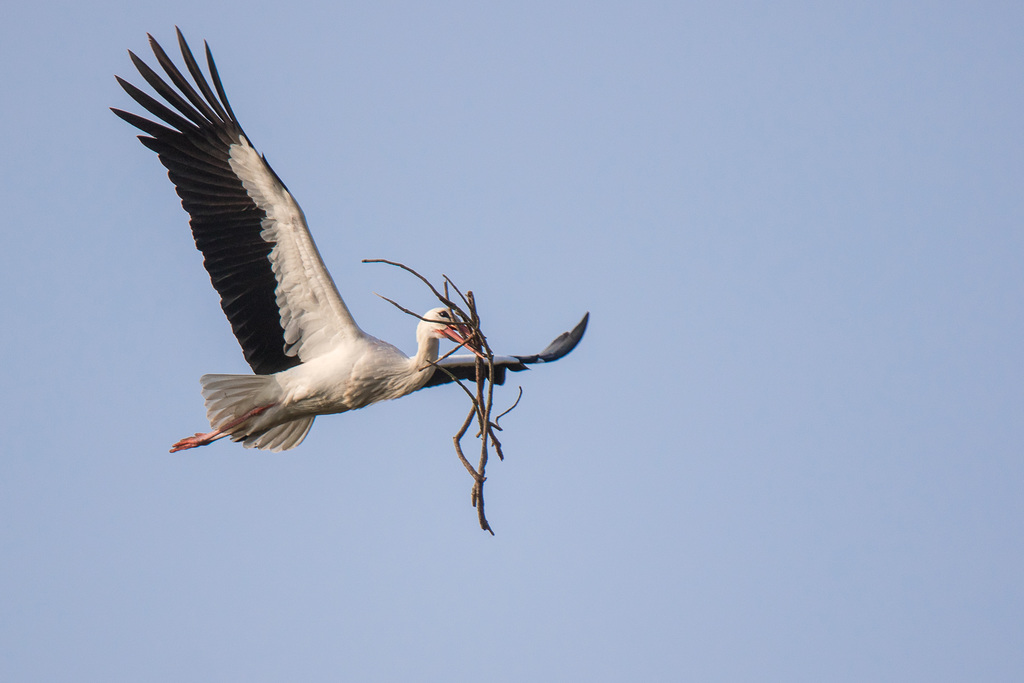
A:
[112,29,588,452]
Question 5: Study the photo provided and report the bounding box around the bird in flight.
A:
[112,29,588,452]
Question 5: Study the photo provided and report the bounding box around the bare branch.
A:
[443,275,472,312]
[452,408,481,481]
[495,387,524,427]
[363,259,450,304]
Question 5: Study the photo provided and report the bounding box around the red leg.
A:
[169,403,276,453]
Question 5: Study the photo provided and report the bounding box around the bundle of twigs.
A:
[363,259,521,534]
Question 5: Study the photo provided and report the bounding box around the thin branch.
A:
[443,275,473,312]
[362,259,450,304]
[494,387,524,427]
[452,408,481,481]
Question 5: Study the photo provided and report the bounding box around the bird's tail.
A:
[199,374,313,451]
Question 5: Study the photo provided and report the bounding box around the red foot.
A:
[169,431,222,453]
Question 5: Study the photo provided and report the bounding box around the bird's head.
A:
[419,307,485,359]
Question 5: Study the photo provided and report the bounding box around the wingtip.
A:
[562,311,589,348]
[514,311,590,366]
[577,311,590,333]
[562,311,590,355]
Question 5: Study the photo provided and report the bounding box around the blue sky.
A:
[2,1,1022,680]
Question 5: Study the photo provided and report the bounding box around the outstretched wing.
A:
[113,28,362,375]
[423,312,589,388]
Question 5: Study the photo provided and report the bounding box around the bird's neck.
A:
[412,335,440,372]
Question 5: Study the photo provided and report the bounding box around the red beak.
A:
[441,324,486,360]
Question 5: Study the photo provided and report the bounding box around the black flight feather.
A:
[113,29,299,375]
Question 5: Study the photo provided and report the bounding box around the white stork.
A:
[112,29,588,452]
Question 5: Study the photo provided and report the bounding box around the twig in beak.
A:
[441,325,486,360]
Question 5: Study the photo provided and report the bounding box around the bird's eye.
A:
[438,311,450,319]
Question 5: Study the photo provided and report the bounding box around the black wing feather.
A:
[510,312,589,365]
[113,29,299,375]
[423,365,510,388]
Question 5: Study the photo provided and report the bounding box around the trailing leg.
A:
[169,403,275,452]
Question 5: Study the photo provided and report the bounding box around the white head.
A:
[414,307,485,362]
[417,307,469,344]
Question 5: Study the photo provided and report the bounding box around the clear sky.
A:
[2,1,1022,681]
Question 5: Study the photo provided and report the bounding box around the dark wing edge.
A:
[112,28,299,375]
[510,311,589,365]
[421,312,589,389]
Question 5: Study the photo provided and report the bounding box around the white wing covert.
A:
[228,139,362,361]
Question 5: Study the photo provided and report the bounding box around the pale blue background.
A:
[2,2,1022,681]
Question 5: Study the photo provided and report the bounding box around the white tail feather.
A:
[243,417,315,452]
[198,374,314,451]
[200,374,279,431]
